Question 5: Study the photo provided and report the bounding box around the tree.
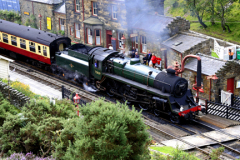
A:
[52,99,151,160]
[215,0,238,32]
[185,0,208,28]
[0,98,77,157]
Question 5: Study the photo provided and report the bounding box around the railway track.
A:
[6,58,240,159]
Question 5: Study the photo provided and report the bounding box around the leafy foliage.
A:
[210,147,224,160]
[0,98,77,157]
[0,10,21,23]
[58,30,65,36]
[52,99,151,160]
[0,92,19,126]
[25,14,37,29]
[10,80,35,98]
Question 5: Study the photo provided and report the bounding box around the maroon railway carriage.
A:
[0,19,71,65]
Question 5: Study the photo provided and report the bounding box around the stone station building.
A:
[184,53,240,104]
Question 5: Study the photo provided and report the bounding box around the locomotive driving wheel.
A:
[153,109,161,117]
[139,103,149,111]
[170,114,180,124]
[106,80,118,97]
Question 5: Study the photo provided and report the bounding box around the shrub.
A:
[0,92,18,126]
[6,152,55,160]
[0,98,77,157]
[53,99,151,160]
[10,81,35,98]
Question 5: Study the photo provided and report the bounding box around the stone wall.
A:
[215,61,240,101]
[167,17,190,37]
[0,81,30,109]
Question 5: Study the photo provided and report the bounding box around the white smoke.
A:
[83,83,98,92]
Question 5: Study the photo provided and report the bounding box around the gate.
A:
[221,90,233,106]
[207,101,240,121]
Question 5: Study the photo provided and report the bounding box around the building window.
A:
[75,0,80,12]
[75,23,80,39]
[11,36,17,46]
[70,26,74,36]
[87,28,92,44]
[95,29,101,45]
[92,2,97,16]
[59,18,65,31]
[141,36,147,53]
[112,5,117,20]
[118,32,124,49]
[20,39,26,49]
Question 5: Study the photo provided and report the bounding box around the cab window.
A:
[11,36,17,46]
[94,60,98,68]
[3,33,8,43]
[29,41,35,52]
[20,39,26,49]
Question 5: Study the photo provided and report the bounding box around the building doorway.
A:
[106,30,112,48]
[227,78,235,93]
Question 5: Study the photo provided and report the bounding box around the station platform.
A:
[198,114,240,128]
[9,70,62,99]
[161,125,240,150]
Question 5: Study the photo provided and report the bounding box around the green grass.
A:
[211,51,219,58]
[150,146,174,155]
[165,0,240,44]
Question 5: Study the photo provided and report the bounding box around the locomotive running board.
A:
[103,73,171,98]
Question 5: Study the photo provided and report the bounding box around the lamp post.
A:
[38,14,42,30]
[73,93,81,116]
[207,75,218,101]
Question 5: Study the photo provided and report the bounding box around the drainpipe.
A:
[209,79,211,101]
[82,0,85,43]
[32,2,34,15]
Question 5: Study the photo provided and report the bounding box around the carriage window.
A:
[43,46,47,56]
[11,36,17,46]
[38,45,42,54]
[20,39,26,49]
[3,33,8,43]
[29,41,36,52]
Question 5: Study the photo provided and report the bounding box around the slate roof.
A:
[54,2,65,14]
[132,14,174,33]
[30,0,62,4]
[162,34,207,53]
[184,54,226,76]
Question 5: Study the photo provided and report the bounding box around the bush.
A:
[0,98,77,157]
[52,99,151,160]
[10,81,35,98]
[6,152,55,160]
[58,30,65,36]
[0,92,19,126]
